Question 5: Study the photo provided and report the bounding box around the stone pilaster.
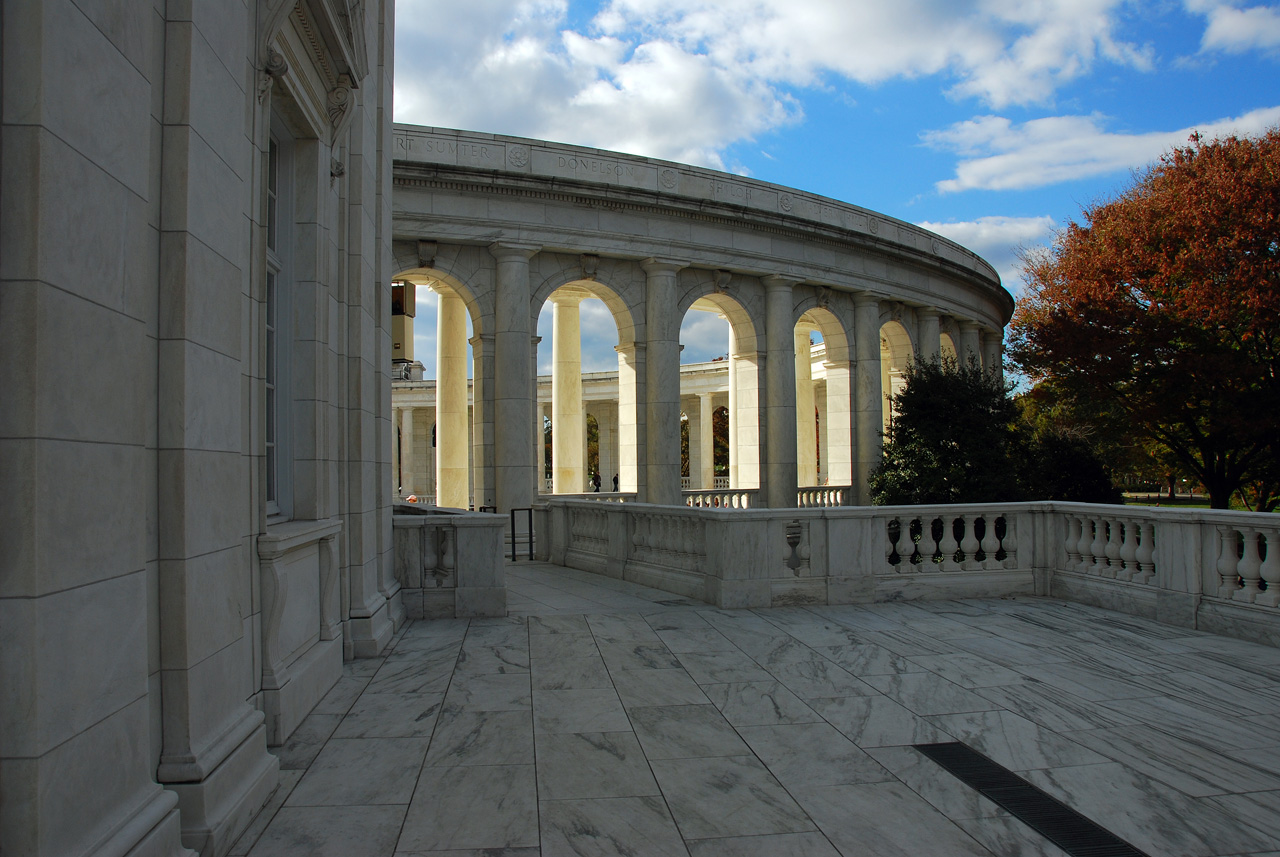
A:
[642,259,687,505]
[763,276,799,508]
[917,307,941,364]
[436,290,469,508]
[490,243,540,513]
[854,295,883,505]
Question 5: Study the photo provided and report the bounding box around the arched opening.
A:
[391,269,481,509]
[535,280,629,494]
[881,320,914,432]
[679,292,760,491]
[797,307,853,489]
[940,332,959,364]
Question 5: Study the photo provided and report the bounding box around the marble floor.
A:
[232,562,1280,857]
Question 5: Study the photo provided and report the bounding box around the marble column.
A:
[616,343,644,495]
[728,325,739,489]
[597,402,617,491]
[699,392,715,489]
[795,325,817,488]
[551,289,586,494]
[917,307,941,364]
[642,259,687,505]
[490,243,539,513]
[816,386,829,485]
[436,290,469,508]
[392,407,402,495]
[854,295,883,505]
[982,329,1004,384]
[470,333,495,509]
[823,357,854,488]
[959,321,982,368]
[763,276,798,508]
[400,407,415,496]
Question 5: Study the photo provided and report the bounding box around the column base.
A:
[166,719,279,857]
[100,786,195,857]
[262,637,343,746]
[347,596,394,658]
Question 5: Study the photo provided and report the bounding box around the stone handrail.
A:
[392,505,507,618]
[536,499,1280,646]
[798,486,851,507]
[684,489,758,509]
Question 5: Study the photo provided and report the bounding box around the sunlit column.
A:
[490,242,539,513]
[471,333,494,509]
[699,392,715,489]
[728,325,738,489]
[435,289,469,508]
[400,406,415,496]
[764,275,798,508]
[551,288,586,493]
[598,402,617,491]
[392,407,402,496]
[642,258,687,505]
[616,343,644,495]
[917,307,941,364]
[795,325,817,488]
[816,385,829,486]
[854,294,883,505]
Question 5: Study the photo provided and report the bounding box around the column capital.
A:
[958,318,981,331]
[762,274,800,291]
[549,285,591,305]
[853,292,882,310]
[615,342,646,356]
[488,242,540,262]
[640,257,689,275]
[468,332,494,349]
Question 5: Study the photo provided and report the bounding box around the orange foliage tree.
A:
[1009,129,1280,509]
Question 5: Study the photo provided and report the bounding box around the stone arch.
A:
[940,332,959,363]
[880,319,914,432]
[797,306,853,488]
[532,257,641,349]
[678,283,763,491]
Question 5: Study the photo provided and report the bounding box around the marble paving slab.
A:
[650,754,817,840]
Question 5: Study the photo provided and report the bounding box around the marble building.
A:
[1,1,396,855]
[0,4,1013,856]
[389,125,1011,512]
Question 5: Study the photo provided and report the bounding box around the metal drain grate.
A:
[914,742,1150,857]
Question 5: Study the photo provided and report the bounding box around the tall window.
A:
[266,125,293,518]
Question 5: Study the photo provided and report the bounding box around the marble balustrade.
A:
[392,506,508,619]
[538,499,1280,647]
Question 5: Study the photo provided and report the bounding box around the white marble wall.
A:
[1,2,396,855]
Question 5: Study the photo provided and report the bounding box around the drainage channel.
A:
[914,742,1150,857]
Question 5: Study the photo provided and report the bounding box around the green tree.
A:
[1010,129,1280,509]
[871,359,1022,505]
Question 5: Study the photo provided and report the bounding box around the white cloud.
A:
[917,215,1057,292]
[394,0,1153,167]
[1187,1,1280,54]
[925,105,1280,192]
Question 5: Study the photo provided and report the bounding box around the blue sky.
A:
[394,0,1280,375]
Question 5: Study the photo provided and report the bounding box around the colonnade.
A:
[391,250,1003,511]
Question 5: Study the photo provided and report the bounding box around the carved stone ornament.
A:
[330,157,346,182]
[714,269,733,294]
[417,240,437,270]
[660,168,678,190]
[327,74,354,130]
[507,145,530,169]
[580,254,600,280]
[779,193,794,213]
[930,238,941,256]
[868,217,880,235]
[258,48,289,103]
[818,286,832,308]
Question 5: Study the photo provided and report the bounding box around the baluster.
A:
[1064,515,1082,567]
[918,517,939,568]
[886,518,901,568]
[1088,517,1107,576]
[1234,529,1263,603]
[1257,528,1280,607]
[938,517,960,571]
[1217,526,1241,597]
[1103,518,1122,579]
[981,515,1002,570]
[1119,519,1139,581]
[1134,521,1155,584]
[1001,516,1019,569]
[1076,516,1094,574]
[897,519,916,570]
[960,514,981,570]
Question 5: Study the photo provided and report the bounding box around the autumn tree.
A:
[1009,129,1280,509]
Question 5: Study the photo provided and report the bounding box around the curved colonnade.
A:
[390,124,1013,512]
